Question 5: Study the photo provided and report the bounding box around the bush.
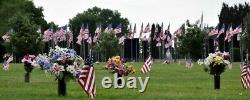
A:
[93,32,121,61]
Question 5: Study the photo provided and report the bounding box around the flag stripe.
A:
[241,64,250,89]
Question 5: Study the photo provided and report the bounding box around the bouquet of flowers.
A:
[105,56,135,76]
[36,46,84,80]
[200,52,230,75]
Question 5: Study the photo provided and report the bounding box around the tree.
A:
[1,0,47,62]
[69,6,129,57]
[5,13,43,58]
[93,32,121,61]
[219,2,250,24]
[0,0,47,35]
[217,2,250,50]
[0,0,24,34]
[4,13,43,83]
[242,14,250,58]
[177,23,205,60]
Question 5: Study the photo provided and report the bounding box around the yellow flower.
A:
[214,56,223,65]
[112,56,121,66]
[127,65,136,74]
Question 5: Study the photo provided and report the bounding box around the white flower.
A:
[31,60,39,67]
[208,53,216,58]
[224,60,230,65]
[197,59,204,65]
[66,65,76,74]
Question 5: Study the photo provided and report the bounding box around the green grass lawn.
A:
[0,62,250,100]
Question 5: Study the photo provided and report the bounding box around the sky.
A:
[33,0,249,36]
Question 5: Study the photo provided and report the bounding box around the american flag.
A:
[132,24,136,37]
[233,24,242,35]
[3,54,13,70]
[78,55,96,99]
[209,27,218,37]
[241,62,250,89]
[160,23,165,40]
[143,23,150,33]
[84,24,90,40]
[139,23,144,38]
[141,56,153,74]
[93,25,101,43]
[76,25,85,45]
[104,24,113,33]
[127,24,133,39]
[225,26,234,42]
[216,24,225,38]
[174,24,185,37]
[114,24,122,34]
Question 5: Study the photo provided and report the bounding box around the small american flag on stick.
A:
[241,62,250,89]
[78,55,96,99]
[141,56,153,74]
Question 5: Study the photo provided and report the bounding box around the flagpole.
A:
[131,38,133,61]
[80,41,83,58]
[158,46,160,60]
[240,33,243,63]
[223,35,226,52]
[83,41,85,59]
[135,39,138,62]
[231,37,234,62]
[142,40,144,61]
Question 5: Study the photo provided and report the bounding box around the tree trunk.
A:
[214,74,220,89]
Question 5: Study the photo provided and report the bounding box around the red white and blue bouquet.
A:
[36,46,84,80]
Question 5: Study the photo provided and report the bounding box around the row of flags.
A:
[208,24,242,42]
[76,24,93,45]
[74,23,174,49]
[43,26,73,46]
[152,23,173,48]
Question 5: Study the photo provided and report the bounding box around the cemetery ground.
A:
[0,62,250,100]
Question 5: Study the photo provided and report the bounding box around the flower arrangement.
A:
[200,52,231,75]
[36,46,84,80]
[105,56,135,76]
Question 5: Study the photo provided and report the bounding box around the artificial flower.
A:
[51,63,65,76]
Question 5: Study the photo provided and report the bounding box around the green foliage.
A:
[5,14,43,57]
[242,14,250,51]
[93,32,120,60]
[219,2,250,24]
[1,0,47,57]
[69,7,129,50]
[177,24,205,60]
[0,0,24,34]
[0,0,47,35]
[69,6,129,35]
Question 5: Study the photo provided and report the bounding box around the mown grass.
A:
[0,62,249,100]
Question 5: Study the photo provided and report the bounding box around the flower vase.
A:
[214,74,220,89]
[58,75,66,96]
[117,73,122,85]
[24,62,33,83]
[24,72,30,83]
